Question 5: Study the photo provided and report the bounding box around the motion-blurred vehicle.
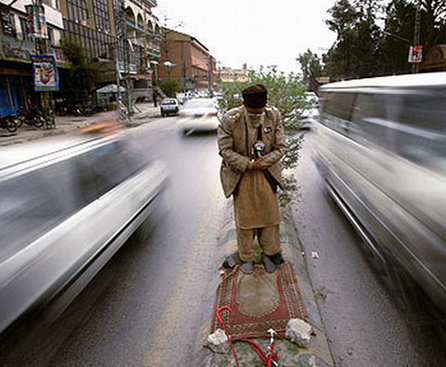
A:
[305,91,319,108]
[177,98,219,135]
[313,72,446,317]
[175,93,188,105]
[160,98,180,117]
[0,135,168,334]
[296,92,320,130]
[213,91,224,99]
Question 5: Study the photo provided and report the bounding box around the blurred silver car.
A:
[314,72,446,316]
[177,98,219,135]
[0,135,168,334]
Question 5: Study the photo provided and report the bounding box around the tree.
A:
[410,0,446,54]
[297,50,325,91]
[218,67,307,206]
[324,0,385,80]
[59,38,99,104]
[158,79,180,97]
[380,0,446,74]
[323,0,446,78]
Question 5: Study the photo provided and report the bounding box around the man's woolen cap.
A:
[242,84,268,109]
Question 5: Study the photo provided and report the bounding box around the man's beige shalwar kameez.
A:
[218,105,287,262]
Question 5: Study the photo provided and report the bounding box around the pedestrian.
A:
[218,84,287,274]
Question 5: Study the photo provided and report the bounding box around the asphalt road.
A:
[291,129,446,367]
[2,117,444,367]
[47,116,225,367]
[0,115,225,367]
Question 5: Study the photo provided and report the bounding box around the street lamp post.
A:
[150,60,158,106]
[163,61,174,79]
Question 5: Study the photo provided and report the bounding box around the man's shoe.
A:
[240,261,254,274]
[222,252,241,269]
[269,252,285,265]
[261,254,277,273]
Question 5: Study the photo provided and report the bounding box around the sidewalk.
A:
[0,103,161,147]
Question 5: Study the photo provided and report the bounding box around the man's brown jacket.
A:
[218,105,287,198]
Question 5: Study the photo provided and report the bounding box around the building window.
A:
[48,27,54,45]
[93,0,110,31]
[1,9,16,37]
[63,19,114,60]
[66,0,88,23]
[19,17,29,41]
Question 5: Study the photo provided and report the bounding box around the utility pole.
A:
[114,0,132,125]
[32,0,54,128]
[412,3,421,74]
[207,56,213,97]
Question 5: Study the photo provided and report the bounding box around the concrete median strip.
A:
[196,202,335,367]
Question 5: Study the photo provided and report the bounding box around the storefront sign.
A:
[25,4,48,39]
[32,55,59,91]
[2,36,70,66]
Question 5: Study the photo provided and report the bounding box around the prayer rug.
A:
[211,262,308,339]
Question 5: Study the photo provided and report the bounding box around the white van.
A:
[314,72,446,316]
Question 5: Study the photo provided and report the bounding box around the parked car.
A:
[0,135,168,334]
[177,98,219,135]
[160,98,180,117]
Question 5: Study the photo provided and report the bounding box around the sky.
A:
[154,0,338,74]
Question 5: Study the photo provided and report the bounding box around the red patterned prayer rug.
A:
[211,262,308,339]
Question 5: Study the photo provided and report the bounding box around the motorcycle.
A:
[17,107,46,128]
[0,114,18,133]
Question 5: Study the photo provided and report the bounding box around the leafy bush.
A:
[158,79,181,98]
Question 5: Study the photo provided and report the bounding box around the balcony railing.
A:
[129,0,157,10]
[118,62,137,74]
[126,20,147,33]
[147,49,160,58]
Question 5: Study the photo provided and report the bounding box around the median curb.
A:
[193,201,335,367]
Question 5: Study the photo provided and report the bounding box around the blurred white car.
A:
[0,135,168,334]
[305,91,319,108]
[178,98,219,135]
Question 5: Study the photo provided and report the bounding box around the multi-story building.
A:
[0,0,67,115]
[218,66,249,83]
[122,0,161,101]
[158,28,217,92]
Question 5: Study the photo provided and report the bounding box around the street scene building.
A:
[0,0,67,116]
[218,65,249,83]
[121,0,161,101]
[158,28,217,91]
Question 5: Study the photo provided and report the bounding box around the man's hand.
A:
[251,160,269,170]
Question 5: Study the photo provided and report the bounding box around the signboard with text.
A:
[408,45,423,63]
[32,55,59,91]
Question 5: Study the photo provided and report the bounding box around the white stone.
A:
[285,318,313,348]
[206,328,229,354]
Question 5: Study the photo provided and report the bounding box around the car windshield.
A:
[162,100,177,105]
[185,99,215,109]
